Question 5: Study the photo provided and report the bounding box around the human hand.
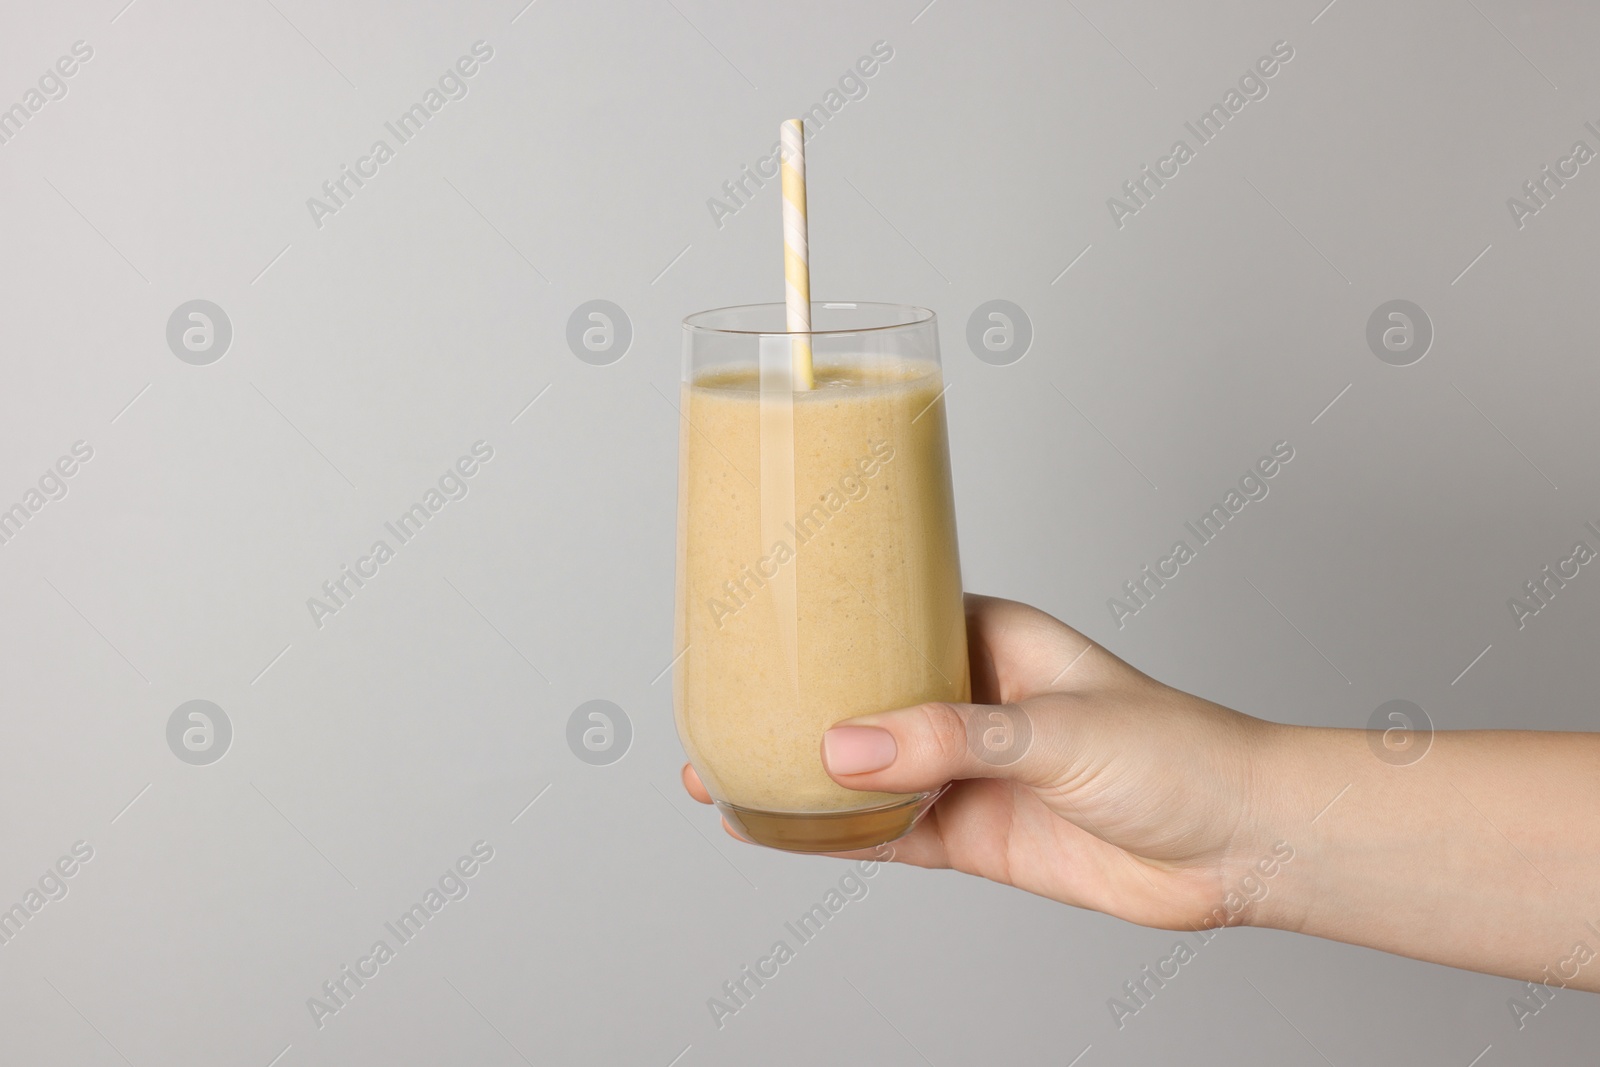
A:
[681,593,1287,932]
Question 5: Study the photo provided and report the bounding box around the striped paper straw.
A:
[780,118,815,389]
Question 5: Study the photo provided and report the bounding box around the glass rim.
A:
[682,301,936,337]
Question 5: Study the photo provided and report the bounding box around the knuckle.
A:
[916,702,972,767]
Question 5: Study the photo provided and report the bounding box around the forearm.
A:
[1248,723,1600,991]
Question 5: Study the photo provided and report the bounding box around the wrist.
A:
[1229,718,1329,934]
[1137,696,1321,934]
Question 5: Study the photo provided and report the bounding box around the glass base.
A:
[716,790,942,853]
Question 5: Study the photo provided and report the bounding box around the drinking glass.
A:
[673,301,968,852]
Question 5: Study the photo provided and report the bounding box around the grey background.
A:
[1,0,1596,1063]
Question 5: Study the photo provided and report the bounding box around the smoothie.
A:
[673,357,969,850]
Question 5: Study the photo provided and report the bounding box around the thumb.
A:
[821,700,1057,795]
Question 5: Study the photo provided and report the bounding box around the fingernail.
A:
[822,725,897,775]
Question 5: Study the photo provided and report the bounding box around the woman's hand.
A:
[683,592,1600,990]
[682,593,1290,932]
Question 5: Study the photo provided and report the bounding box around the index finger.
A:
[964,593,1102,702]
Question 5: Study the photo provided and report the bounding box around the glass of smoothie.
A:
[673,301,969,852]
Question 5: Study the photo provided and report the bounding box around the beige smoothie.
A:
[673,357,969,847]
